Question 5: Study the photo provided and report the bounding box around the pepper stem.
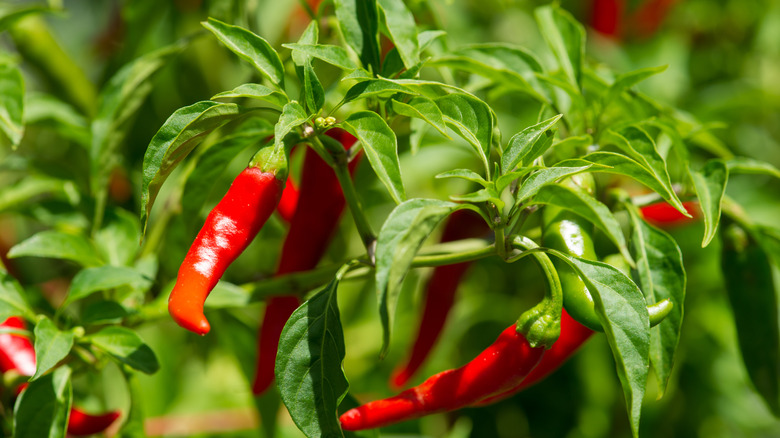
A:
[512,236,563,349]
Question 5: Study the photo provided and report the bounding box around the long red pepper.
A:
[472,309,594,405]
[169,166,284,335]
[252,128,360,395]
[339,324,545,431]
[591,0,625,38]
[277,176,299,223]
[0,317,121,436]
[391,210,490,389]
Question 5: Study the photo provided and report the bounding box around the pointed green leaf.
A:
[725,157,780,179]
[333,0,381,72]
[212,83,288,107]
[31,316,74,381]
[605,65,668,106]
[291,22,325,116]
[546,250,649,438]
[344,78,418,103]
[89,326,159,374]
[203,18,285,87]
[0,269,33,322]
[140,101,246,234]
[375,199,462,355]
[720,222,780,416]
[377,0,419,68]
[0,177,74,212]
[284,43,357,70]
[689,160,728,247]
[65,266,150,308]
[501,114,562,173]
[274,101,309,151]
[435,93,493,172]
[8,231,101,267]
[342,111,406,204]
[13,366,71,438]
[535,5,585,89]
[390,96,449,137]
[276,267,349,438]
[626,206,685,397]
[514,165,593,206]
[435,169,489,187]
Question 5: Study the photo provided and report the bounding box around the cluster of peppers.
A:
[0,317,121,436]
[168,124,693,430]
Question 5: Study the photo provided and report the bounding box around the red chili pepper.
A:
[391,210,490,389]
[277,176,299,223]
[1,317,120,436]
[0,317,36,377]
[252,128,360,395]
[67,407,121,437]
[639,200,698,227]
[169,166,284,335]
[629,0,678,39]
[472,309,594,405]
[339,324,545,431]
[591,0,625,38]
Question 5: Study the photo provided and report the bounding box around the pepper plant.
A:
[1,0,779,437]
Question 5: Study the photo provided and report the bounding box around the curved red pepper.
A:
[472,309,594,406]
[67,407,121,436]
[391,210,490,388]
[340,324,544,431]
[169,167,284,335]
[639,201,698,228]
[252,128,360,395]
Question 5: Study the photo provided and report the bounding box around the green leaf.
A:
[450,187,504,209]
[418,30,446,52]
[0,62,24,148]
[24,93,89,146]
[604,65,668,106]
[377,0,419,68]
[211,83,288,107]
[333,0,381,72]
[31,316,74,381]
[535,5,585,89]
[625,206,685,397]
[81,301,128,325]
[501,114,562,173]
[435,93,493,173]
[606,127,686,214]
[89,326,159,374]
[531,184,633,265]
[289,22,325,115]
[140,101,246,234]
[344,78,418,103]
[429,43,548,102]
[435,169,489,187]
[274,101,309,152]
[725,157,780,179]
[283,43,357,70]
[375,199,462,355]
[91,43,184,201]
[581,152,683,209]
[389,96,449,137]
[203,17,285,87]
[689,160,728,247]
[8,230,101,267]
[182,121,273,232]
[0,269,33,321]
[514,165,593,206]
[13,366,71,438]
[65,266,150,308]
[0,177,74,212]
[276,268,349,438]
[546,250,649,438]
[342,111,406,204]
[720,222,780,415]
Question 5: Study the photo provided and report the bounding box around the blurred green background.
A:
[1,0,779,437]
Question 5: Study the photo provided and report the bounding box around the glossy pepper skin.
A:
[339,324,544,431]
[473,309,594,406]
[252,128,360,395]
[1,317,121,436]
[277,176,299,223]
[169,167,284,335]
[391,210,490,389]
